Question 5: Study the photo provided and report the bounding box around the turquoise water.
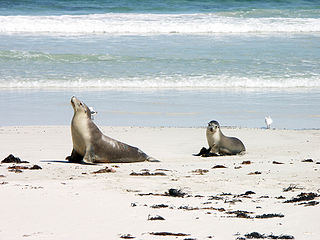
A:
[0,0,319,128]
[1,89,319,129]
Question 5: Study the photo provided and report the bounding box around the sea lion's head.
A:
[71,96,91,119]
[207,120,220,133]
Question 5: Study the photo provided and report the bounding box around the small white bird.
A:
[89,106,98,120]
[265,116,273,129]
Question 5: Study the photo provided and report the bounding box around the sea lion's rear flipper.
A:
[146,157,160,162]
[202,152,219,157]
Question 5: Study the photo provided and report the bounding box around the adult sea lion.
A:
[194,120,245,157]
[66,96,158,164]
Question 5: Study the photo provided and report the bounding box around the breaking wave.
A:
[1,13,320,35]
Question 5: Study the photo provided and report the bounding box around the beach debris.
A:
[178,205,225,212]
[8,164,42,172]
[208,195,224,201]
[220,192,232,196]
[242,232,294,239]
[248,171,262,175]
[260,195,270,199]
[241,191,256,196]
[226,210,253,219]
[148,214,165,221]
[242,161,251,165]
[192,169,209,175]
[272,161,284,164]
[91,167,116,174]
[120,234,135,239]
[265,116,273,129]
[9,169,23,173]
[284,192,319,203]
[244,232,265,239]
[166,188,186,197]
[1,182,8,185]
[255,213,284,219]
[302,159,313,163]
[203,207,226,212]
[212,165,227,169]
[0,175,5,178]
[155,168,172,172]
[178,205,199,211]
[150,232,190,237]
[126,189,140,193]
[130,170,166,176]
[30,165,42,170]
[282,184,303,192]
[137,192,163,197]
[8,165,29,170]
[1,154,29,164]
[276,196,286,199]
[225,198,243,204]
[299,201,319,207]
[150,204,169,209]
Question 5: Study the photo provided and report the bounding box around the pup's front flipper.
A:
[193,147,210,156]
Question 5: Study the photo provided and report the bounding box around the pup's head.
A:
[71,96,91,119]
[207,120,220,133]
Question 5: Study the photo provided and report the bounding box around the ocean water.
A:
[0,0,319,129]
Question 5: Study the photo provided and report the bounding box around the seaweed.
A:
[212,165,227,169]
[255,213,284,219]
[120,234,135,239]
[130,171,166,176]
[166,188,186,197]
[2,154,29,164]
[92,167,115,174]
[150,232,190,236]
[148,215,165,221]
[284,192,319,203]
[150,204,169,209]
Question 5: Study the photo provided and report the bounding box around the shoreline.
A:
[0,126,319,239]
[1,89,320,129]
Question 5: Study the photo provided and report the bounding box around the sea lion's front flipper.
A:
[83,146,96,164]
[66,149,83,163]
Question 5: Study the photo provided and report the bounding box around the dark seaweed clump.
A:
[243,232,294,239]
[120,234,135,239]
[284,192,319,203]
[255,213,284,219]
[1,154,29,164]
[166,188,186,197]
[150,232,190,236]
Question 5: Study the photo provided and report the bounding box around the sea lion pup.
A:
[66,96,159,164]
[194,120,246,157]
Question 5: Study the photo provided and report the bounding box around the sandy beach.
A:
[0,125,319,239]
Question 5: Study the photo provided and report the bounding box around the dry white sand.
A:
[0,126,319,240]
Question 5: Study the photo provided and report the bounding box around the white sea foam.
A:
[1,75,319,89]
[0,13,320,35]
